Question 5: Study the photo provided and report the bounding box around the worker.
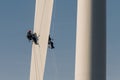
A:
[27,30,39,45]
[48,35,55,49]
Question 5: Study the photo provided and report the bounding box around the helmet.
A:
[28,30,31,32]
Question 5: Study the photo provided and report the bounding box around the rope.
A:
[51,50,59,80]
[38,0,47,36]
[51,0,56,38]
[33,0,47,40]
[33,45,39,80]
[33,44,44,80]
[50,0,59,80]
[38,45,44,78]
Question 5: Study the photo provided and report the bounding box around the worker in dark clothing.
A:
[48,35,55,49]
[32,33,39,45]
[27,30,33,41]
[26,30,39,45]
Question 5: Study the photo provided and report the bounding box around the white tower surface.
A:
[75,0,106,80]
[29,0,54,80]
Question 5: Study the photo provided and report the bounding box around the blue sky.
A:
[107,0,120,80]
[0,0,119,80]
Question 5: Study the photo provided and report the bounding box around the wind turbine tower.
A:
[75,0,106,80]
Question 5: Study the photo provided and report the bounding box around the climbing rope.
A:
[32,44,45,80]
[38,45,44,78]
[33,45,39,80]
[34,0,47,37]
[51,50,59,80]
[39,0,47,36]
[49,0,59,80]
